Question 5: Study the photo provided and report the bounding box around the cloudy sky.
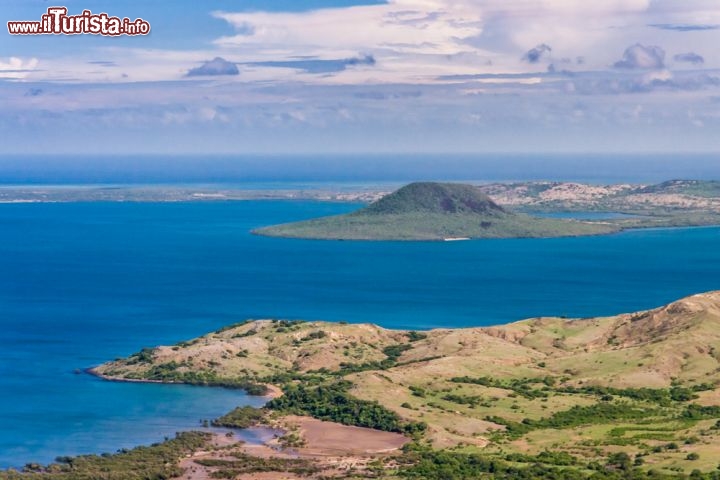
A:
[2,0,720,154]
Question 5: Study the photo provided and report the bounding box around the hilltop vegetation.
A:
[359,182,506,216]
[88,291,720,478]
[255,182,617,240]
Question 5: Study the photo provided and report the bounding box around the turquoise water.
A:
[1,200,720,468]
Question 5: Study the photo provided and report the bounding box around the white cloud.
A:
[213,0,482,60]
[210,0,660,83]
[187,57,239,77]
[614,44,666,69]
[4,0,720,154]
[11,0,720,86]
[0,57,39,79]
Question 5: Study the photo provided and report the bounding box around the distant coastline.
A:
[254,180,720,241]
[3,180,720,241]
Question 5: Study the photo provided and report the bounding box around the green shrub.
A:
[0,432,209,480]
[301,330,327,341]
[406,331,428,342]
[267,382,425,435]
[212,406,265,428]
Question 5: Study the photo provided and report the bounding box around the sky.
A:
[1,0,720,154]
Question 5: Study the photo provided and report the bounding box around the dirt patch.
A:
[263,383,284,399]
[696,389,720,407]
[177,438,245,480]
[281,415,410,456]
[176,416,409,480]
[177,439,308,480]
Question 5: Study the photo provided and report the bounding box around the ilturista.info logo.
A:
[7,7,150,36]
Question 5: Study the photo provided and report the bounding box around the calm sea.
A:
[1,199,720,468]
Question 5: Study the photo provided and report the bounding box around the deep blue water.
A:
[2,153,720,184]
[1,200,720,468]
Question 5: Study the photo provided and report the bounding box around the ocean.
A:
[1,153,720,185]
[1,199,720,468]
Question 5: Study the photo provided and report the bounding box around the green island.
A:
[253,182,617,240]
[7,291,720,478]
[254,180,720,241]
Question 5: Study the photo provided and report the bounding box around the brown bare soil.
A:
[176,415,408,480]
[279,415,409,456]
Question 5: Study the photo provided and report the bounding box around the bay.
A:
[1,200,719,468]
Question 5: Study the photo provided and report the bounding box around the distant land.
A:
[0,185,389,204]
[3,179,720,241]
[35,290,717,479]
[255,180,720,241]
[1,178,719,209]
[255,182,617,240]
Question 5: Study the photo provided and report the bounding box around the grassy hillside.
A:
[255,182,617,240]
[91,291,720,477]
[360,182,506,215]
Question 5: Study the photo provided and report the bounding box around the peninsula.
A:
[33,290,717,480]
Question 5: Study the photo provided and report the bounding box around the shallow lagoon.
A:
[1,200,719,467]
